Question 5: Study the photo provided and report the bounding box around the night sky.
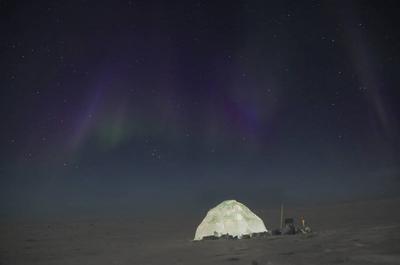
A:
[1,1,399,219]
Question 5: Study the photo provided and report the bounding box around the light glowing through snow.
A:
[194,200,267,240]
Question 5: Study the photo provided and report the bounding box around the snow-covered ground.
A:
[1,198,400,265]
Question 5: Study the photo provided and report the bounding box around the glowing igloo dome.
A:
[194,200,267,240]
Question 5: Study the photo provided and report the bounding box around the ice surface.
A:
[194,200,267,240]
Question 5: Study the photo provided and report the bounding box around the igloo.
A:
[194,200,268,240]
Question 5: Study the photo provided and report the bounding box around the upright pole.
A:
[280,202,284,229]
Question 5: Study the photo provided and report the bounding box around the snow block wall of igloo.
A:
[194,200,267,240]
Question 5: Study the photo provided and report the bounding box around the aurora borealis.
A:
[1,1,399,218]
